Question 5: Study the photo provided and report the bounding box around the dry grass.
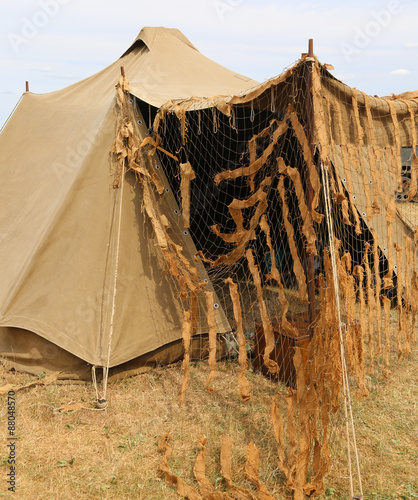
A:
[0,348,416,499]
[0,362,282,499]
[319,352,418,500]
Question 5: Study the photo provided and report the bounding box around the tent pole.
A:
[308,38,314,58]
[305,38,317,333]
[25,81,29,92]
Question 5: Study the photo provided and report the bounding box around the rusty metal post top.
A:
[308,39,314,57]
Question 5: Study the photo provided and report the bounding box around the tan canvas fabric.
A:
[0,327,225,381]
[319,70,418,148]
[315,66,417,273]
[332,145,413,270]
[0,27,259,375]
[125,27,259,107]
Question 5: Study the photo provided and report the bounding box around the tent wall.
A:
[0,327,225,381]
[0,98,230,372]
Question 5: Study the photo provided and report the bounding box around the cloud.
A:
[405,42,418,48]
[390,68,410,75]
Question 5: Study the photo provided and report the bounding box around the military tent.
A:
[1,28,417,396]
[0,27,259,381]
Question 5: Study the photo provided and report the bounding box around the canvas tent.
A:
[3,29,417,496]
[1,27,417,392]
[0,27,260,380]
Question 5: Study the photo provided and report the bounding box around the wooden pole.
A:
[120,66,125,78]
[308,38,314,58]
[25,81,29,92]
[305,38,317,333]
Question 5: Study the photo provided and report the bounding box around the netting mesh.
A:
[112,56,418,496]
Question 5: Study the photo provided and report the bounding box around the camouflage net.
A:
[112,55,418,497]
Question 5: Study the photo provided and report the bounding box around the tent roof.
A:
[122,26,200,56]
[159,56,418,120]
[9,27,259,112]
[125,27,259,107]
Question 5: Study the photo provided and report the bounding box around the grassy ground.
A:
[319,354,418,500]
[0,348,416,499]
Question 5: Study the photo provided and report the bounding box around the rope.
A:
[321,162,364,499]
[100,157,126,405]
[212,107,218,133]
[92,365,109,409]
[270,86,276,113]
[231,107,237,131]
[0,96,23,135]
[91,365,100,400]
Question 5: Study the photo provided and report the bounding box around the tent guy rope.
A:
[321,161,364,499]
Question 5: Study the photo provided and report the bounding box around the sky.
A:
[1,0,418,126]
